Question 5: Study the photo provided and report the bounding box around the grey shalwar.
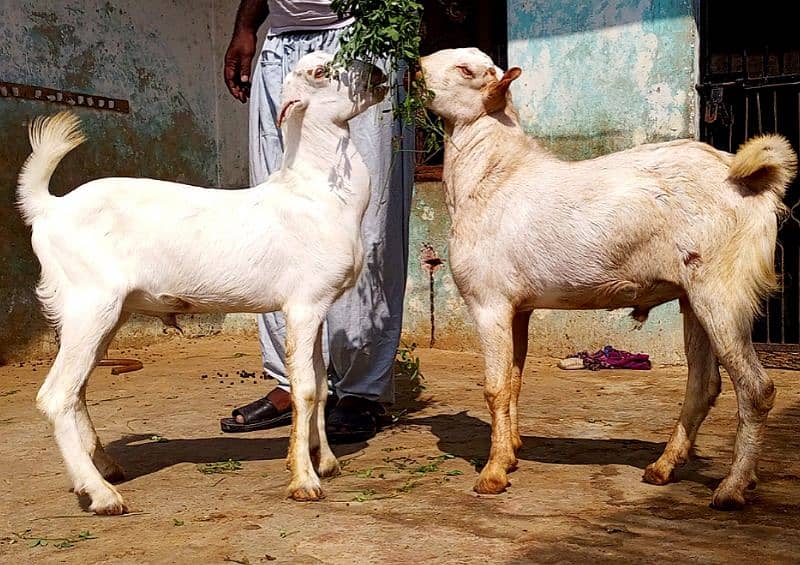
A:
[249,27,414,404]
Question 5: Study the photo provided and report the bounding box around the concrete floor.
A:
[1,335,798,563]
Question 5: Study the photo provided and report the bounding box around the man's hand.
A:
[224,30,257,103]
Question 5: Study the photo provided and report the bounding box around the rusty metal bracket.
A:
[0,81,129,113]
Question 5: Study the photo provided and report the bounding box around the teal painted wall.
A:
[402,0,698,363]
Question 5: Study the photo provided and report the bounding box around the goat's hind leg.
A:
[644,300,721,485]
[74,312,131,483]
[689,293,775,509]
[37,296,128,514]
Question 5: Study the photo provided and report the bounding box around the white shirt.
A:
[267,0,354,35]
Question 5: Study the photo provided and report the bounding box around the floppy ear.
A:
[482,67,522,113]
[277,98,308,128]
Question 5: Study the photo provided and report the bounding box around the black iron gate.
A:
[698,3,800,364]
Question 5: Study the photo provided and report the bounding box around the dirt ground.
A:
[1,335,799,564]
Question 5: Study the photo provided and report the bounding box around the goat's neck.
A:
[281,115,370,210]
[442,108,542,220]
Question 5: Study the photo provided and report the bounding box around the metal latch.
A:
[704,86,724,124]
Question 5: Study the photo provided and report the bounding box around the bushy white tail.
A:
[17,111,85,226]
[716,134,798,327]
[728,134,797,197]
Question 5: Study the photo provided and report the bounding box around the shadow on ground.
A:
[105,434,367,481]
[425,400,800,563]
[105,356,433,481]
[407,410,718,488]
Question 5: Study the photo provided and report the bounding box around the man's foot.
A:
[326,396,387,444]
[220,388,292,433]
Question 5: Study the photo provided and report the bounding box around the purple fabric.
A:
[576,345,651,371]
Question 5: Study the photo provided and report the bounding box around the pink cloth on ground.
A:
[576,345,651,370]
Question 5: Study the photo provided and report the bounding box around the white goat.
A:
[17,51,387,514]
[420,47,797,509]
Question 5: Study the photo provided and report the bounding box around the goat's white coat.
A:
[18,51,386,513]
[421,47,798,509]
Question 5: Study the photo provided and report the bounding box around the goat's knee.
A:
[748,376,776,417]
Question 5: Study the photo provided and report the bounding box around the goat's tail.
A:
[728,134,797,198]
[711,135,798,331]
[17,111,85,226]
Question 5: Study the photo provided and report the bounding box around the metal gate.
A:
[697,4,800,365]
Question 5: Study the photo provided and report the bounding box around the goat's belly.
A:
[525,281,683,311]
[124,289,282,315]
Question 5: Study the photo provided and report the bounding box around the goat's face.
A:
[419,48,521,124]
[279,51,388,128]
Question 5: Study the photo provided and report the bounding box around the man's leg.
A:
[326,76,415,441]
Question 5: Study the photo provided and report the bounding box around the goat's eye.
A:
[313,66,326,79]
[456,65,474,79]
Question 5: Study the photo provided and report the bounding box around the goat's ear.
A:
[277,98,308,128]
[482,67,522,113]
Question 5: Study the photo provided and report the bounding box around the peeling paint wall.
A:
[402,0,698,363]
[508,0,697,159]
[0,1,256,362]
[2,1,698,365]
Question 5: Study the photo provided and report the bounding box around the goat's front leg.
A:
[309,327,339,478]
[510,310,532,458]
[284,308,326,501]
[472,303,516,494]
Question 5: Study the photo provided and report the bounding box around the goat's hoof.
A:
[288,483,325,502]
[711,480,746,510]
[317,459,341,478]
[473,472,510,495]
[89,489,128,515]
[642,463,674,486]
[99,462,126,484]
[710,490,746,511]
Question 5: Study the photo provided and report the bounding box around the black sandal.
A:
[326,396,387,444]
[220,389,338,433]
[220,392,291,433]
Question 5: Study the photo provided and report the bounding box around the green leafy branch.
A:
[395,341,425,393]
[11,529,96,549]
[331,0,446,158]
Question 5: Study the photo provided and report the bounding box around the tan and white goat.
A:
[18,51,387,514]
[420,47,797,509]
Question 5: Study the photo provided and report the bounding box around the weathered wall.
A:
[2,1,698,365]
[0,0,256,362]
[402,0,698,363]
